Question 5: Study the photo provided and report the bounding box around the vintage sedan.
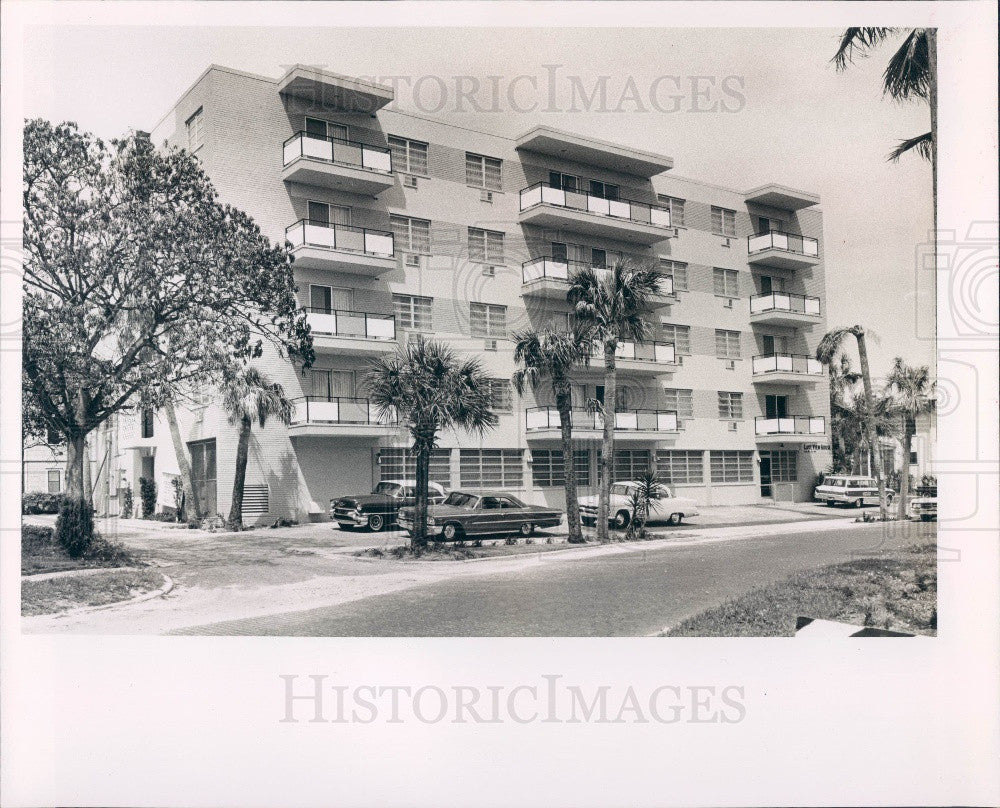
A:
[331,480,446,531]
[397,490,564,540]
[909,485,938,521]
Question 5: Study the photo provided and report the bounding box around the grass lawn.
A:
[666,543,937,637]
[22,568,166,616]
[21,524,141,576]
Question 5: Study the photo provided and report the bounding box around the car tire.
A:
[442,522,462,541]
[367,514,385,532]
[667,513,682,526]
[825,501,835,507]
[854,498,864,508]
[581,517,595,527]
[613,511,631,529]
[920,514,931,522]
[519,522,534,538]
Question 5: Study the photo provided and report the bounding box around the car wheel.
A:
[367,514,385,532]
[581,517,595,527]
[442,522,462,541]
[667,513,682,526]
[920,514,931,522]
[613,511,631,529]
[825,500,835,507]
[519,522,534,538]
[854,498,864,508]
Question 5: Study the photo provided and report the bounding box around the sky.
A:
[22,24,936,379]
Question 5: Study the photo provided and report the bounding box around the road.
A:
[178,519,934,637]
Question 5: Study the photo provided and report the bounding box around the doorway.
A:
[188,438,217,517]
[765,394,789,418]
[759,454,773,498]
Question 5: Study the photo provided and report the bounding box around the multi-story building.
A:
[116,63,832,524]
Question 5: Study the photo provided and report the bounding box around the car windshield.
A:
[611,484,634,496]
[373,482,401,496]
[822,477,846,487]
[443,492,479,508]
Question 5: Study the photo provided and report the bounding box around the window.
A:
[713,268,739,298]
[468,228,505,264]
[549,172,579,192]
[656,450,704,484]
[715,329,741,359]
[588,180,619,200]
[141,409,155,439]
[717,391,744,419]
[711,206,737,237]
[390,215,431,254]
[663,388,694,418]
[614,450,651,481]
[186,107,204,152]
[466,152,503,191]
[659,259,688,292]
[660,323,691,355]
[47,469,61,494]
[392,294,433,331]
[909,450,919,465]
[308,201,350,226]
[388,136,428,175]
[488,379,512,412]
[590,248,607,269]
[379,448,451,487]
[305,118,348,141]
[531,449,590,487]
[768,450,798,482]
[470,303,507,338]
[45,428,61,445]
[658,195,686,226]
[710,450,754,483]
[460,449,523,488]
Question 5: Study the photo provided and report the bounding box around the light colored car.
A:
[909,485,937,521]
[813,474,895,508]
[579,482,699,528]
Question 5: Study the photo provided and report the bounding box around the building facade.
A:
[119,63,832,524]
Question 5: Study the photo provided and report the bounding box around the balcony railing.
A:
[290,396,397,426]
[525,406,679,432]
[748,230,819,258]
[755,415,826,436]
[519,182,672,228]
[605,340,676,365]
[282,132,393,174]
[285,220,394,258]
[750,292,821,316]
[521,257,675,296]
[305,308,396,341]
[752,353,823,376]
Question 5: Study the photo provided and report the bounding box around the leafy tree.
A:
[366,337,498,548]
[567,258,664,541]
[884,358,936,516]
[512,327,592,543]
[221,367,293,530]
[22,120,313,546]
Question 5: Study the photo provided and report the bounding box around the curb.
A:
[29,573,175,620]
[23,566,142,582]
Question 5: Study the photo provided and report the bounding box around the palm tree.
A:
[839,392,901,477]
[366,336,498,548]
[816,325,890,518]
[625,471,668,540]
[884,357,935,516]
[164,398,202,523]
[567,258,664,541]
[512,326,591,543]
[222,366,292,530]
[828,354,863,472]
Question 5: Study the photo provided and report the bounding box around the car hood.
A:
[333,494,395,509]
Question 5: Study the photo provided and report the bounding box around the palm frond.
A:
[887,131,933,162]
[883,29,930,100]
[832,27,897,71]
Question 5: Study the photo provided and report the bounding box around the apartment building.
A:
[107,63,832,524]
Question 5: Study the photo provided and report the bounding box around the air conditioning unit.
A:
[728,421,739,432]
[405,254,420,267]
[403,175,418,189]
[480,189,494,203]
[484,339,498,351]
[724,298,734,308]
[482,265,496,277]
[726,359,736,370]
[671,227,680,237]
[722,237,732,247]
[675,355,683,366]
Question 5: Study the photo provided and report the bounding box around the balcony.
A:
[747,230,820,270]
[277,65,394,113]
[518,183,673,245]
[306,309,397,356]
[755,415,826,443]
[751,354,824,385]
[515,126,673,178]
[749,292,822,327]
[285,220,395,275]
[521,258,674,306]
[525,407,679,442]
[578,340,677,375]
[282,133,394,195]
[744,184,820,211]
[288,397,399,439]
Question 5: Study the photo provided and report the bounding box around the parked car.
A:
[813,474,896,508]
[397,490,564,540]
[579,482,700,528]
[331,480,446,531]
[909,485,937,521]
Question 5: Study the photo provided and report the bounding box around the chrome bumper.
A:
[397,517,442,535]
[333,510,367,526]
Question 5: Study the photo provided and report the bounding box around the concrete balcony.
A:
[751,354,824,385]
[518,184,673,246]
[744,184,820,211]
[755,415,826,443]
[521,257,674,306]
[305,309,397,356]
[277,65,394,113]
[749,292,822,327]
[578,340,677,375]
[525,407,679,442]
[288,397,399,439]
[282,133,394,195]
[285,220,395,275]
[747,230,820,270]
[515,126,673,178]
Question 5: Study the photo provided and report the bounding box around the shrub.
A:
[504,535,517,545]
[55,497,95,558]
[170,477,185,521]
[471,538,482,548]
[83,536,139,567]
[22,524,55,553]
[22,491,64,515]
[139,477,156,518]
[120,484,134,519]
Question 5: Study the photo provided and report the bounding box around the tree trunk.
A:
[556,384,583,543]
[928,29,938,246]
[597,342,617,541]
[412,436,432,549]
[165,400,202,521]
[227,416,251,530]
[900,415,913,518]
[64,433,87,501]
[855,328,887,519]
[82,433,93,504]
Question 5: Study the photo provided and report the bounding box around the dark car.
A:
[331,480,446,531]
[397,490,564,541]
